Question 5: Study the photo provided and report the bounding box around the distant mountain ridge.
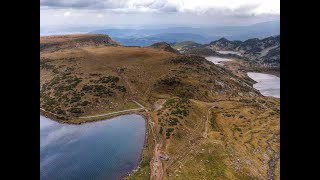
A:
[112,33,209,46]
[209,35,280,65]
[88,20,279,46]
[181,35,280,68]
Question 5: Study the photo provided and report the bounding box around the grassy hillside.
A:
[183,36,280,76]
[40,34,279,179]
[40,35,259,122]
[40,34,120,52]
[170,41,203,50]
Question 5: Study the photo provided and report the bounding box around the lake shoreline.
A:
[121,112,152,179]
[246,72,280,98]
[202,54,280,78]
[202,56,280,99]
[40,108,145,125]
[40,113,149,180]
[204,56,233,65]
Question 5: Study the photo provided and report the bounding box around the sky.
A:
[40,0,280,31]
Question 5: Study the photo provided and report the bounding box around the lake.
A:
[205,56,233,65]
[40,114,146,180]
[247,72,280,98]
[217,51,242,56]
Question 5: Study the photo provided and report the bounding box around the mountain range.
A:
[88,20,280,46]
[177,35,280,68]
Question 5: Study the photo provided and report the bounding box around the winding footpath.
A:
[40,101,145,119]
[203,105,216,138]
[142,106,164,180]
[267,135,280,180]
[79,107,144,119]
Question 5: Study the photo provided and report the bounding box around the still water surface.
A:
[40,114,146,180]
[205,56,233,65]
[217,50,242,56]
[247,72,280,98]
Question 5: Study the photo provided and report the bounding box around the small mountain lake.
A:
[247,72,280,98]
[217,51,242,56]
[205,56,233,65]
[40,114,146,180]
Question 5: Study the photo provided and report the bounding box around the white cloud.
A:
[97,14,104,18]
[63,11,71,17]
[41,0,280,15]
[40,0,280,29]
[62,11,83,18]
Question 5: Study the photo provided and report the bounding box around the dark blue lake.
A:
[40,114,146,180]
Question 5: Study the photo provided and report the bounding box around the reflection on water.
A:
[247,72,280,98]
[205,56,233,65]
[40,114,146,180]
[217,51,242,56]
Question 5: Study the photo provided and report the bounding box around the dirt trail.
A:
[154,99,166,111]
[142,107,164,180]
[203,105,216,138]
[79,107,144,119]
[133,100,145,108]
[117,67,165,180]
[150,144,164,180]
[266,135,280,180]
[115,69,165,179]
[40,108,57,116]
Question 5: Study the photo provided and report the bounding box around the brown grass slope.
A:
[40,34,261,121]
[40,34,279,180]
[40,34,120,52]
[150,42,180,54]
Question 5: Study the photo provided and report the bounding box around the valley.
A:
[172,35,280,77]
[40,34,280,180]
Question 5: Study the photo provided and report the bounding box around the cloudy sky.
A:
[40,0,280,30]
